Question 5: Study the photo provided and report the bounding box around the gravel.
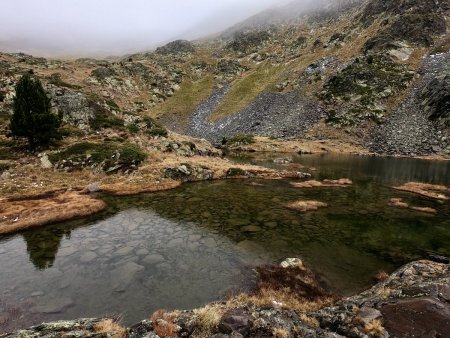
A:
[186,86,325,144]
[368,52,450,156]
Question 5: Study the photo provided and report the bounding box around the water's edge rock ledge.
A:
[3,260,449,338]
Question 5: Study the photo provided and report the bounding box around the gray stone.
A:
[358,306,382,324]
[141,254,165,266]
[40,154,53,169]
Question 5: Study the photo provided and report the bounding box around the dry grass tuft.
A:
[94,319,126,338]
[192,304,225,338]
[151,309,179,338]
[286,200,328,212]
[299,313,320,328]
[364,319,385,337]
[272,327,290,338]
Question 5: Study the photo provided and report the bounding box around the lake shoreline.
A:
[4,259,449,337]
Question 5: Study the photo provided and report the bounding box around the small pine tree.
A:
[10,72,61,147]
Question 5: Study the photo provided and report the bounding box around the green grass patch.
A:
[152,76,215,127]
[210,63,288,121]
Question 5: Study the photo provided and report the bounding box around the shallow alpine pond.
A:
[0,154,449,331]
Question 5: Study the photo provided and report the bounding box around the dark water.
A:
[0,154,449,329]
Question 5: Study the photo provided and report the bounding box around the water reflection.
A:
[0,154,448,329]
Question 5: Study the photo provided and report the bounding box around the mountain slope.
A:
[0,0,449,157]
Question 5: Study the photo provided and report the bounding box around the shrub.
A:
[227,134,255,146]
[127,123,140,134]
[10,73,61,147]
[89,102,125,130]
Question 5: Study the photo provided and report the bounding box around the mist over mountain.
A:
[0,0,286,57]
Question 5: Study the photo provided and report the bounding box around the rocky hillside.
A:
[0,0,449,158]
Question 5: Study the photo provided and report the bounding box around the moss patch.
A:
[48,141,147,172]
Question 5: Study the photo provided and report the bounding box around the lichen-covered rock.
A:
[46,85,94,130]
[156,40,195,55]
[226,30,272,54]
[362,0,449,51]
[319,55,413,127]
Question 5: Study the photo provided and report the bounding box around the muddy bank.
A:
[4,259,449,337]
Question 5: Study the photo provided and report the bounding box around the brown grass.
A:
[151,310,179,338]
[228,264,336,313]
[388,197,437,214]
[291,179,352,188]
[388,198,409,209]
[272,327,290,338]
[192,304,225,338]
[94,319,126,338]
[286,200,328,212]
[102,180,181,196]
[392,182,449,201]
[364,319,385,337]
[0,191,107,234]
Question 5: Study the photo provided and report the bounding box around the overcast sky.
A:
[0,0,291,58]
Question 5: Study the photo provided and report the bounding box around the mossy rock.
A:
[227,30,271,54]
[319,55,413,126]
[49,141,147,173]
[226,168,254,177]
[90,67,117,80]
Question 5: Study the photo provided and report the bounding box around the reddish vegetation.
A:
[286,200,328,212]
[388,198,409,208]
[388,198,437,214]
[291,178,352,188]
[102,180,182,196]
[373,271,389,283]
[150,310,178,338]
[392,182,449,201]
[0,191,107,234]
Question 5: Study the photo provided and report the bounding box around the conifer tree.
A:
[10,72,61,147]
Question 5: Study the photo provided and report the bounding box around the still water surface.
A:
[0,154,449,328]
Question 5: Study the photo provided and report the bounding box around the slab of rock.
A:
[382,298,450,337]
